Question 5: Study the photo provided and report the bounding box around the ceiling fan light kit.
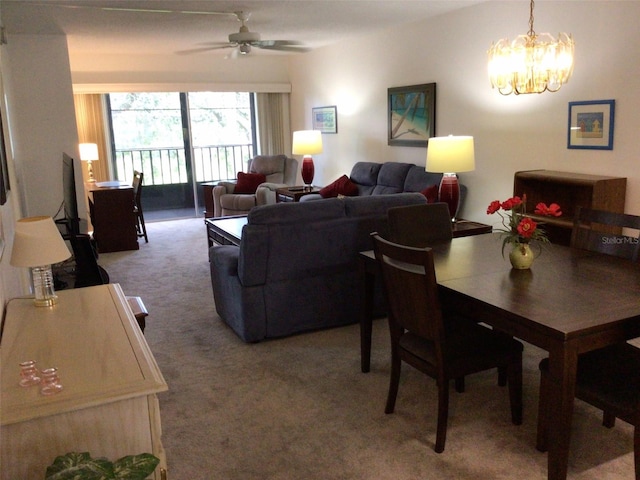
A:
[487,0,575,95]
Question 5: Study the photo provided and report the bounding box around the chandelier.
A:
[488,0,575,95]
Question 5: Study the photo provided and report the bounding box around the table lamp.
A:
[292,130,323,189]
[10,216,71,307]
[426,135,475,222]
[79,142,99,183]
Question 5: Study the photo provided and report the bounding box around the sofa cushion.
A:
[403,166,443,193]
[248,197,347,225]
[235,172,266,194]
[371,163,414,195]
[249,155,287,184]
[349,162,382,195]
[319,175,359,198]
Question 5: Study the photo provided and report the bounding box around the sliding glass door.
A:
[107,92,256,218]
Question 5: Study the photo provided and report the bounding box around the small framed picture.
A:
[312,106,338,134]
[567,99,615,150]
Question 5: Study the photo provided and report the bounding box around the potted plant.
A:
[45,452,159,480]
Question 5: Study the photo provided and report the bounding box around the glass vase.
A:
[509,243,534,269]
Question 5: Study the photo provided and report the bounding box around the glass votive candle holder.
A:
[40,367,63,396]
[19,360,41,387]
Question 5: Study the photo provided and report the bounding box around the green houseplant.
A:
[45,452,159,480]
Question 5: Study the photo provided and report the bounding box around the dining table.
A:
[359,232,640,480]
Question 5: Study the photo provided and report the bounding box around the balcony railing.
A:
[113,144,254,186]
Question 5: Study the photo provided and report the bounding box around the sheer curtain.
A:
[255,92,291,156]
[73,94,110,182]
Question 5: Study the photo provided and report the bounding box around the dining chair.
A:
[387,202,500,392]
[371,233,523,453]
[132,170,148,243]
[537,343,640,479]
[570,206,640,261]
[387,202,452,247]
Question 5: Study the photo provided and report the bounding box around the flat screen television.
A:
[61,152,80,236]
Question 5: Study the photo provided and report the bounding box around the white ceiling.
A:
[1,0,486,57]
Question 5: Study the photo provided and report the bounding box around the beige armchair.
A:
[212,154,298,217]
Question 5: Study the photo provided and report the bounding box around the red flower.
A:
[517,217,537,238]
[501,196,522,211]
[534,202,562,217]
[487,200,501,214]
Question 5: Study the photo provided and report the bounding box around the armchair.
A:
[212,154,298,217]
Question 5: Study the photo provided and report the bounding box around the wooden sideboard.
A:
[88,184,139,253]
[513,170,627,246]
[0,284,168,479]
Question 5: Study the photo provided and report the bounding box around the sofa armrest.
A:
[212,182,236,217]
[299,193,323,202]
[256,182,287,206]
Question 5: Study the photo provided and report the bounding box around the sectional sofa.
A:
[209,192,428,342]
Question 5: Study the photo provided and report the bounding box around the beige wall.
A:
[288,1,640,223]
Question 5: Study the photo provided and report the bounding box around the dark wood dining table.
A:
[359,232,640,480]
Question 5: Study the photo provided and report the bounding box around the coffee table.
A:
[205,216,247,247]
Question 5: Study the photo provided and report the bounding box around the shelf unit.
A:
[513,170,627,246]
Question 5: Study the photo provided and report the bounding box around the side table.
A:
[276,186,321,202]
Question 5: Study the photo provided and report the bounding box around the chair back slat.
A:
[571,207,640,262]
[371,233,444,347]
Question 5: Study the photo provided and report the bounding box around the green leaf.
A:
[113,454,160,480]
[45,452,113,480]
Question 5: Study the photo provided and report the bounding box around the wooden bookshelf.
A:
[513,170,627,246]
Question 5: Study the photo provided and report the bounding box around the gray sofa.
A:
[302,161,460,201]
[209,193,427,342]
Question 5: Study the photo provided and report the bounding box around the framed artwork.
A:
[388,83,436,147]
[567,99,615,150]
[312,105,338,134]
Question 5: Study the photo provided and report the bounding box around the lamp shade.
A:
[10,216,71,267]
[79,143,99,162]
[292,130,323,155]
[426,135,475,173]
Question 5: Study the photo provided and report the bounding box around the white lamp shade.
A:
[10,216,71,267]
[292,130,323,155]
[79,143,99,162]
[426,135,475,173]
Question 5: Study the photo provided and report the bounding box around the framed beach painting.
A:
[388,83,436,147]
[567,99,615,150]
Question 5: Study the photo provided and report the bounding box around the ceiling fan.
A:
[178,11,309,56]
[16,3,309,56]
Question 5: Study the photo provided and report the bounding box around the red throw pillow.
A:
[421,184,439,203]
[234,172,267,194]
[319,175,359,198]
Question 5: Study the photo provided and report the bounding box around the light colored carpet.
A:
[99,218,634,480]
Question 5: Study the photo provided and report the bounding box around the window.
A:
[107,91,256,213]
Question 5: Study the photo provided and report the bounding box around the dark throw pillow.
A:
[319,175,359,198]
[421,184,439,203]
[235,172,267,194]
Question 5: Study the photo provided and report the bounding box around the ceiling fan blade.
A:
[175,45,234,55]
[255,43,310,53]
[22,2,237,16]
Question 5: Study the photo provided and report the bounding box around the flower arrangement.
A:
[487,195,562,255]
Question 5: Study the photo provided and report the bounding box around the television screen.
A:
[62,152,80,235]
